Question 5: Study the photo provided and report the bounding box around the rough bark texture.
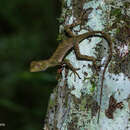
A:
[44,0,130,129]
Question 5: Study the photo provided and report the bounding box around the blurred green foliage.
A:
[0,0,60,129]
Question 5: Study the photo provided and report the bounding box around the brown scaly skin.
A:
[30,60,58,72]
[30,22,112,123]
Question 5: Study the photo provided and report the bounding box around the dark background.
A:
[0,0,61,129]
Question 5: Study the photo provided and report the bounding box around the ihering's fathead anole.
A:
[30,21,112,123]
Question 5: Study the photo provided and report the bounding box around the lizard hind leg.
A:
[73,40,97,69]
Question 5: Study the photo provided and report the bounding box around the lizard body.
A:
[30,31,112,72]
[30,24,112,123]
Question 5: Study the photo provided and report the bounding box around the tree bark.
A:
[44,0,130,129]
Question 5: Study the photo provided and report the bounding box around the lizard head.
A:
[30,60,49,72]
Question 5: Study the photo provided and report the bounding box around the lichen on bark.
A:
[43,0,130,129]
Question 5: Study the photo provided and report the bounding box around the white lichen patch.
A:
[117,44,129,57]
[105,73,130,102]
[66,0,71,7]
[83,0,106,30]
[79,37,102,57]
[67,16,74,25]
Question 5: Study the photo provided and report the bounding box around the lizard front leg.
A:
[63,59,81,79]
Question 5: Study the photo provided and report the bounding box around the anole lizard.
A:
[30,21,112,123]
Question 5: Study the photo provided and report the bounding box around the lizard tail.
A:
[97,56,111,123]
[97,34,112,123]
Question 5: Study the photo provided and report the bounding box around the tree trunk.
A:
[44,0,130,129]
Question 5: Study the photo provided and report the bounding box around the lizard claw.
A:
[71,69,81,79]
